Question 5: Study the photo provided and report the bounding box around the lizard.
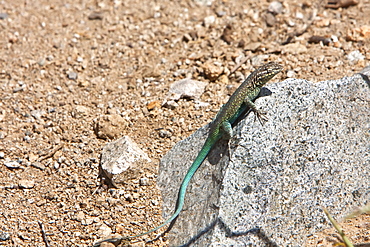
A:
[93,61,283,247]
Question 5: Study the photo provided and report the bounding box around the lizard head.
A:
[252,62,283,87]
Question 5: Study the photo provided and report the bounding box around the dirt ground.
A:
[0,0,369,246]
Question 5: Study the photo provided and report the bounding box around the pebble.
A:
[99,136,152,187]
[220,24,233,44]
[58,156,66,164]
[132,192,140,200]
[168,78,207,100]
[124,193,134,202]
[0,13,8,20]
[0,232,10,241]
[31,162,46,170]
[18,179,35,189]
[93,114,128,140]
[217,74,229,85]
[67,71,78,80]
[244,42,262,52]
[268,1,283,15]
[315,18,330,27]
[0,152,4,159]
[99,242,115,247]
[75,211,85,222]
[250,55,270,67]
[54,161,60,169]
[203,15,216,27]
[265,12,276,27]
[88,11,104,20]
[147,100,161,110]
[347,50,365,64]
[139,177,149,186]
[37,58,46,66]
[30,109,45,119]
[282,42,307,54]
[82,216,95,225]
[4,161,22,169]
[308,35,332,46]
[194,101,210,110]
[73,105,91,118]
[216,10,226,17]
[295,11,304,19]
[23,136,31,141]
[36,199,47,206]
[46,55,54,61]
[78,80,89,87]
[203,61,224,81]
[286,70,296,78]
[12,87,24,93]
[162,100,178,110]
[195,0,213,6]
[97,224,112,239]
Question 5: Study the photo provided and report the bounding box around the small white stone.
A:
[286,70,296,78]
[4,161,21,169]
[139,177,149,186]
[204,15,216,26]
[18,179,35,189]
[268,1,283,15]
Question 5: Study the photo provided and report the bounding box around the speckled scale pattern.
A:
[211,62,283,133]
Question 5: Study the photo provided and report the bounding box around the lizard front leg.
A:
[244,98,268,125]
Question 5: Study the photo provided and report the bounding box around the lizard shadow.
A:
[175,217,279,247]
[358,72,370,88]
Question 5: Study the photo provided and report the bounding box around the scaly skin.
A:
[93,62,283,247]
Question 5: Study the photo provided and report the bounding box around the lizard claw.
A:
[253,110,268,125]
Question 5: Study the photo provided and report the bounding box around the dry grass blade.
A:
[323,208,354,247]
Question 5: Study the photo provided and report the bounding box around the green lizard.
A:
[94,62,283,246]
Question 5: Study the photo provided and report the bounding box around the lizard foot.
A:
[253,110,268,125]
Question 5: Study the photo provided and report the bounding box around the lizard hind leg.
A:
[220,121,233,161]
[220,121,233,140]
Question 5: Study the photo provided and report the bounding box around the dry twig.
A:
[38,221,50,247]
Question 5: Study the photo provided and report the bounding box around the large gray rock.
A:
[157,68,370,246]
